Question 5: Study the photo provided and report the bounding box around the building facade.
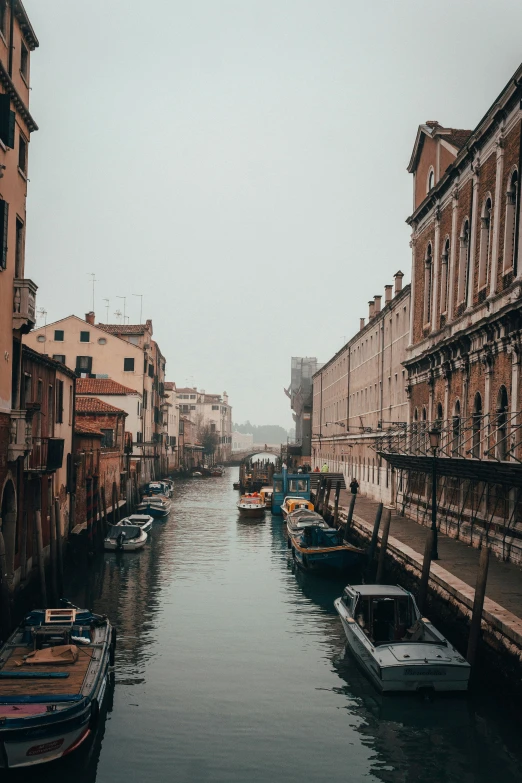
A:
[380,64,522,563]
[176,387,232,462]
[286,357,322,459]
[232,431,254,452]
[312,274,410,504]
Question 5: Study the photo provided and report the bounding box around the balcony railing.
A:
[13,278,37,333]
[24,437,65,473]
[375,411,522,464]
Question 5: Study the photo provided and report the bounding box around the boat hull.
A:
[104,538,147,551]
[335,601,470,693]
[237,505,265,518]
[136,504,169,518]
[292,546,362,572]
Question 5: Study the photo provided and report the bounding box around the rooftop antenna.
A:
[103,298,109,322]
[133,293,143,324]
[114,309,123,323]
[87,273,97,312]
[37,307,47,329]
[116,296,126,323]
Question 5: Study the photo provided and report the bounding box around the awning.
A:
[379,453,522,488]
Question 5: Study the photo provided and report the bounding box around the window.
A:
[56,380,64,424]
[457,220,470,303]
[439,238,450,314]
[100,429,114,448]
[496,386,509,460]
[190,394,196,399]
[190,405,196,410]
[124,357,135,372]
[54,329,64,341]
[20,42,28,80]
[472,393,482,459]
[212,405,219,410]
[423,243,433,324]
[503,170,518,274]
[452,400,461,456]
[136,431,143,443]
[52,354,66,365]
[427,168,434,193]
[478,197,492,289]
[15,217,23,277]
[180,404,189,413]
[179,420,184,435]
[128,335,139,345]
[0,198,8,270]
[18,133,27,173]
[0,1,7,36]
[143,390,148,409]
[97,337,107,345]
[80,331,90,343]
[0,93,15,148]
[21,373,31,408]
[148,364,154,378]
[210,423,216,433]
[36,334,46,343]
[75,356,92,375]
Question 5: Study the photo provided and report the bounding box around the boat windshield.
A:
[354,595,423,645]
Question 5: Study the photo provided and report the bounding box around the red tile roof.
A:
[75,421,104,437]
[176,387,198,394]
[77,378,138,396]
[445,129,473,149]
[75,397,126,415]
[97,319,152,336]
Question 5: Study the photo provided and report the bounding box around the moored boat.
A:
[136,495,171,518]
[281,496,314,520]
[104,524,148,551]
[237,493,266,518]
[334,584,470,693]
[0,604,115,769]
[146,480,173,498]
[289,523,364,572]
[260,486,273,509]
[285,508,327,537]
[118,514,153,534]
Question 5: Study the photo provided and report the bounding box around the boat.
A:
[260,486,273,509]
[146,481,173,498]
[0,603,115,769]
[271,467,311,515]
[289,523,365,572]
[104,524,148,551]
[285,508,327,537]
[237,493,266,518]
[136,495,171,518]
[117,514,153,534]
[334,584,471,693]
[280,496,314,520]
[233,481,241,490]
[192,471,203,478]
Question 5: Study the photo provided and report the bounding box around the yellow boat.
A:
[260,486,273,509]
[280,496,314,520]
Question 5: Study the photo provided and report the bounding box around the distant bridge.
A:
[226,446,280,464]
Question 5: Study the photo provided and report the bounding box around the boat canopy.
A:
[107,524,141,539]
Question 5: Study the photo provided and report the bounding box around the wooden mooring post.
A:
[333,482,341,528]
[54,499,64,598]
[0,531,11,642]
[49,501,58,606]
[417,529,434,614]
[375,507,392,584]
[322,479,332,521]
[367,503,383,563]
[344,494,357,538]
[314,478,326,513]
[467,545,490,668]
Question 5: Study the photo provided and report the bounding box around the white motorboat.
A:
[104,524,148,552]
[334,584,470,693]
[136,495,171,518]
[118,514,153,534]
[237,494,266,518]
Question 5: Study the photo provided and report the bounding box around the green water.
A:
[13,469,522,783]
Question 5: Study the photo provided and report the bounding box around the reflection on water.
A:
[8,469,522,782]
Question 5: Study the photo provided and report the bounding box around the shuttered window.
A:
[0,93,15,148]
[0,198,8,269]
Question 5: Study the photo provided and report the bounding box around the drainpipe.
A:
[8,0,14,77]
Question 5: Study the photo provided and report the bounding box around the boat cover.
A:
[107,524,141,540]
[22,645,79,666]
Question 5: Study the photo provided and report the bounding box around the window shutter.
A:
[0,199,8,269]
[0,93,14,148]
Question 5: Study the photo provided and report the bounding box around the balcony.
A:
[7,410,32,461]
[24,437,65,473]
[13,278,37,333]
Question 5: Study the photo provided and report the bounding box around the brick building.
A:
[380,63,522,563]
[312,274,410,504]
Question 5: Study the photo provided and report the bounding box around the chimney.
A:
[373,295,382,315]
[360,318,365,331]
[384,284,393,304]
[394,271,404,295]
[368,300,375,320]
[85,311,95,325]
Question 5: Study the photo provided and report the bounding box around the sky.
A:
[23,0,522,428]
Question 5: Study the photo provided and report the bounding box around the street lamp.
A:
[428,427,441,560]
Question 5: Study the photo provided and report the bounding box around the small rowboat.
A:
[104,524,148,552]
[0,604,115,769]
[237,494,266,519]
[118,514,153,534]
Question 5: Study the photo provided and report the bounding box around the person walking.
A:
[349,477,359,495]
[321,463,329,473]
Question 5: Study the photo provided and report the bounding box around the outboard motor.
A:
[116,531,126,551]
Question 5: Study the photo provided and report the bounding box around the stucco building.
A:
[379,63,522,563]
[176,387,232,462]
[232,431,254,452]
[312,274,410,504]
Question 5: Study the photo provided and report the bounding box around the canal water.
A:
[13,465,522,783]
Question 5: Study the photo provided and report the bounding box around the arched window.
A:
[457,220,470,304]
[503,170,518,274]
[424,243,433,325]
[472,392,482,459]
[440,238,450,314]
[496,386,509,460]
[452,400,461,456]
[478,197,492,290]
[427,168,435,193]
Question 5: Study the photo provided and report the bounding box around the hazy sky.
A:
[24,0,522,428]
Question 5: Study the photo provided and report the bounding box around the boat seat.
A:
[404,621,424,641]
